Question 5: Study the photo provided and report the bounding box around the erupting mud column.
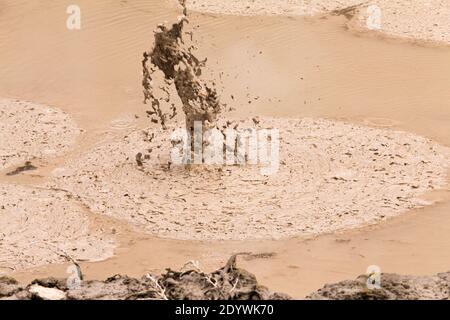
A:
[142,1,223,163]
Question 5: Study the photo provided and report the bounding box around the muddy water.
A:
[2,1,450,298]
[0,0,177,136]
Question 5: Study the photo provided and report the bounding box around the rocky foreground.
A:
[3,254,450,300]
[0,256,290,300]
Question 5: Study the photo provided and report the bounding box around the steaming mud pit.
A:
[2,0,450,298]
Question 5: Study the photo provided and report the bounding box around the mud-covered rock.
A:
[158,255,290,300]
[0,276,22,298]
[308,272,450,300]
[0,256,289,300]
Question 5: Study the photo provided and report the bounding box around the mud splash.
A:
[142,1,223,133]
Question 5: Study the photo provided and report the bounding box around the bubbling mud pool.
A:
[2,0,450,298]
[47,117,450,240]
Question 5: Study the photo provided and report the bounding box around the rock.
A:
[0,276,21,298]
[31,277,68,291]
[29,285,67,300]
[307,272,450,300]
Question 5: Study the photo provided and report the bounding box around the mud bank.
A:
[47,117,450,240]
[0,99,112,274]
[0,256,289,300]
[0,183,114,274]
[185,0,450,44]
[0,99,80,171]
[308,270,450,300]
